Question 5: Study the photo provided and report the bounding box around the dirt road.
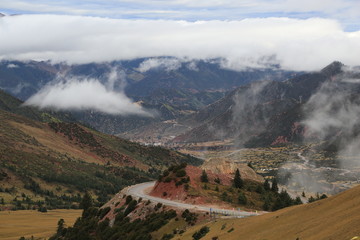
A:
[125,181,259,217]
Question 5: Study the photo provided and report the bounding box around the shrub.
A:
[238,192,247,205]
[192,226,209,240]
[176,169,186,178]
[125,195,133,204]
[154,203,163,211]
[124,200,137,216]
[38,206,47,212]
[182,209,198,225]
[98,206,111,219]
[164,177,172,183]
[162,233,174,240]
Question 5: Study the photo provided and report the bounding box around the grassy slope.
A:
[0,209,81,240]
[180,184,360,240]
[0,110,201,208]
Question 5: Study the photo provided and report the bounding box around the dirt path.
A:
[124,181,261,217]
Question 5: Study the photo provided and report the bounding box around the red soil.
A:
[149,165,235,207]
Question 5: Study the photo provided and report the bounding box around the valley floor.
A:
[0,209,81,240]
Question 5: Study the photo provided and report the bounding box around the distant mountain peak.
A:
[320,61,344,77]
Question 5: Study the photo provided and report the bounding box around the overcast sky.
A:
[1,0,360,71]
[1,0,359,31]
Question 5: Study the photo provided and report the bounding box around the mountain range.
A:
[0,58,295,135]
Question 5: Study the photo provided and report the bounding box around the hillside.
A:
[150,164,299,212]
[174,61,344,145]
[0,109,201,210]
[181,183,360,240]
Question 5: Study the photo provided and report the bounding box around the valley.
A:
[1,59,360,239]
[1,2,360,239]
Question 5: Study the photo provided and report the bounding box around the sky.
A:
[1,0,360,71]
[1,1,360,114]
[1,0,359,32]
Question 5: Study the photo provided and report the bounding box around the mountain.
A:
[0,60,60,100]
[0,58,296,135]
[182,182,360,240]
[123,59,294,96]
[0,104,202,210]
[174,61,344,145]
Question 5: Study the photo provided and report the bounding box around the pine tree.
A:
[271,179,279,193]
[308,196,316,203]
[263,179,270,191]
[80,191,93,211]
[294,196,302,205]
[57,219,65,235]
[200,170,209,183]
[233,169,243,189]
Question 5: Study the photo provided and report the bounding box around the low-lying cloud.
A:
[24,70,151,116]
[302,71,360,168]
[1,14,360,71]
[137,58,182,72]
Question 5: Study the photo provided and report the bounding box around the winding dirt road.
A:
[124,181,259,217]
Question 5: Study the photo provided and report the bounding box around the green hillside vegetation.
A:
[191,177,301,212]
[157,163,190,187]
[49,195,179,240]
[157,165,301,211]
[0,109,202,210]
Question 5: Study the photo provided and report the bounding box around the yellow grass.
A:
[152,218,188,240]
[9,121,102,165]
[178,184,360,240]
[0,209,81,240]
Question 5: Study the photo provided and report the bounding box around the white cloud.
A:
[24,72,151,116]
[186,61,198,71]
[302,74,360,168]
[6,63,18,68]
[0,15,360,71]
[137,58,182,72]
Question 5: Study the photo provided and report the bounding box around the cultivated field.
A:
[0,209,81,240]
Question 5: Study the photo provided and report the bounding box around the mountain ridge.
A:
[173,61,345,145]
